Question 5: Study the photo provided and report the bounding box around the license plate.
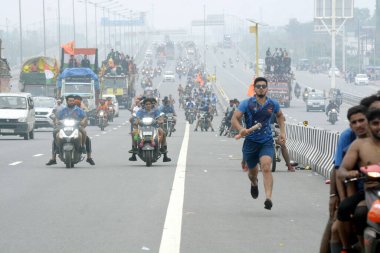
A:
[1,129,14,133]
[36,118,45,121]
[143,131,152,135]
[313,105,320,107]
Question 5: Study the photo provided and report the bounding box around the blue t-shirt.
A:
[333,128,356,168]
[160,105,175,114]
[136,108,161,119]
[238,96,280,143]
[58,106,86,121]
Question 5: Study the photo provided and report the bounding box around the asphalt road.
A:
[0,51,330,253]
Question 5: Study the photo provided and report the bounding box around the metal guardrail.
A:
[342,92,363,106]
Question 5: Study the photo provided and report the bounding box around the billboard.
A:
[314,0,354,19]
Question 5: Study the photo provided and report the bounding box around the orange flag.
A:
[247,77,255,97]
[61,41,75,55]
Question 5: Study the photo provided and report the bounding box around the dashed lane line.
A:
[33,154,44,157]
[9,161,23,166]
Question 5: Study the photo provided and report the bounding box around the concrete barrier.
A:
[286,123,339,178]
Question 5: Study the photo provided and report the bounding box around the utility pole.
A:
[331,0,336,89]
[58,0,61,55]
[19,0,23,65]
[72,0,76,42]
[43,0,46,56]
[203,4,206,69]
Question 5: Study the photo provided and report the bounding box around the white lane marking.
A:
[118,125,122,128]
[9,161,23,166]
[95,134,100,137]
[113,128,118,130]
[159,123,190,253]
[122,123,126,125]
[102,132,107,134]
[33,154,44,157]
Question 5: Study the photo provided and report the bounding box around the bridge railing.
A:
[286,123,339,178]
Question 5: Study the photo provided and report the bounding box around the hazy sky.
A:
[0,0,376,30]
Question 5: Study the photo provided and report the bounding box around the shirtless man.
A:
[338,108,380,251]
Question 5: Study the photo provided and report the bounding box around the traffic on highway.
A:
[1,0,380,252]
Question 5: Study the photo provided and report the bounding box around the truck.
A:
[60,45,99,74]
[19,57,59,97]
[223,35,232,48]
[0,39,11,93]
[57,68,100,125]
[101,72,130,108]
[265,50,293,108]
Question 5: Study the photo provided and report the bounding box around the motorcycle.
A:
[271,123,282,172]
[199,112,209,131]
[303,92,309,103]
[162,113,175,137]
[328,108,338,125]
[97,110,108,131]
[345,164,380,253]
[211,103,218,116]
[56,119,83,168]
[137,115,162,167]
[186,108,196,124]
[108,105,114,122]
[219,116,230,136]
[294,88,301,99]
[222,62,226,68]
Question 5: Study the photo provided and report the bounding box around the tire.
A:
[65,150,72,169]
[24,132,30,140]
[219,126,225,136]
[145,150,153,167]
[29,129,34,139]
[271,152,277,172]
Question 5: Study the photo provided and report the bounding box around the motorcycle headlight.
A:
[142,117,154,125]
[63,119,76,127]
[368,172,380,178]
[332,109,337,113]
[99,111,104,117]
[18,117,27,122]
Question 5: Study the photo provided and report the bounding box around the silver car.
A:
[33,96,56,128]
[306,93,326,112]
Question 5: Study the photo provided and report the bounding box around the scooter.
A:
[56,119,84,168]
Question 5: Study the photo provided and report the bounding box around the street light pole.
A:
[331,0,336,89]
[203,4,206,69]
[255,23,259,76]
[58,0,61,54]
[43,0,46,56]
[19,0,23,65]
[85,0,88,47]
[72,0,76,42]
[94,3,98,49]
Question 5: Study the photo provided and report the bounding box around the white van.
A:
[0,93,36,140]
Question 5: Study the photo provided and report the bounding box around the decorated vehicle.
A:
[19,57,59,97]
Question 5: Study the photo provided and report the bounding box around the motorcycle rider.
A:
[129,98,171,162]
[178,83,184,97]
[97,100,109,119]
[337,109,380,252]
[294,82,301,98]
[326,100,340,117]
[194,101,215,131]
[160,96,177,132]
[46,95,94,165]
[303,88,309,101]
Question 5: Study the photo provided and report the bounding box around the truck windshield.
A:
[34,97,56,108]
[24,85,55,97]
[0,96,27,109]
[65,83,92,93]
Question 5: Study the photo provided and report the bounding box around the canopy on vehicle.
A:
[57,68,99,89]
[21,57,59,75]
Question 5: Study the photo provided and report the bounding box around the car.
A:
[354,74,369,85]
[33,96,56,129]
[102,94,119,117]
[163,71,175,82]
[0,93,35,140]
[306,92,326,112]
[328,67,341,78]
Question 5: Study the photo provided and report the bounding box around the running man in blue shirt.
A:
[231,77,286,210]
